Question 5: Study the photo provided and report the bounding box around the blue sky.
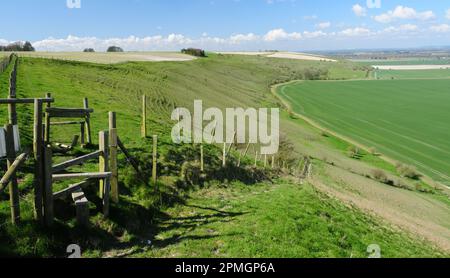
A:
[0,0,449,51]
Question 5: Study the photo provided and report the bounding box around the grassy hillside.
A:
[0,54,448,257]
[277,79,450,186]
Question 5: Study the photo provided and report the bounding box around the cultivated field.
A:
[217,51,336,62]
[1,51,195,64]
[277,78,450,187]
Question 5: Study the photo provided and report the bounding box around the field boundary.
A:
[271,80,450,192]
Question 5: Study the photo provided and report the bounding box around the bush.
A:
[83,48,95,52]
[107,46,124,52]
[396,164,421,180]
[371,169,388,183]
[347,146,360,159]
[181,48,206,57]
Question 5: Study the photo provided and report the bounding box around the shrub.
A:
[181,48,206,57]
[347,146,360,159]
[371,169,388,183]
[107,46,124,52]
[396,164,421,180]
[83,48,95,52]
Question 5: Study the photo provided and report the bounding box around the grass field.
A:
[277,79,450,186]
[1,54,449,257]
[375,69,450,79]
[353,59,450,66]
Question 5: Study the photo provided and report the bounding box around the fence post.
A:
[43,145,53,227]
[99,131,110,217]
[44,93,51,144]
[8,60,18,126]
[222,143,227,167]
[141,95,147,138]
[109,112,119,203]
[271,156,275,169]
[33,99,44,223]
[83,98,92,145]
[4,124,20,224]
[264,154,268,168]
[200,144,204,172]
[254,151,258,167]
[152,135,158,187]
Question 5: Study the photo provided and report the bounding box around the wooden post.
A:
[83,98,92,145]
[200,144,204,172]
[141,95,147,138]
[152,135,158,187]
[264,154,268,168]
[254,151,258,167]
[238,142,250,167]
[99,131,110,217]
[80,123,85,147]
[4,124,20,224]
[109,112,119,203]
[33,99,44,223]
[8,65,18,126]
[271,156,275,169]
[72,190,89,227]
[43,145,54,226]
[44,93,51,144]
[222,143,227,167]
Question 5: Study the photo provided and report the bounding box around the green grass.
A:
[137,181,445,258]
[353,59,450,66]
[277,79,450,186]
[375,69,450,79]
[1,54,447,257]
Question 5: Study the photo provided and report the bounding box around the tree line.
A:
[0,41,35,52]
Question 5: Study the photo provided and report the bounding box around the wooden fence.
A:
[1,56,311,229]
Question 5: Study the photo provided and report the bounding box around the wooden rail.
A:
[52,150,101,173]
[52,172,112,181]
[46,108,94,118]
[0,98,54,104]
[0,151,29,192]
[53,180,92,200]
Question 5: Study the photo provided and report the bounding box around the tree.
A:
[181,48,206,57]
[22,41,35,51]
[107,46,124,52]
[83,48,95,52]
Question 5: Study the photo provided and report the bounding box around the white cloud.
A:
[228,33,259,44]
[374,6,435,23]
[303,31,327,39]
[352,4,367,17]
[430,24,450,33]
[446,9,450,20]
[383,24,418,33]
[339,27,371,36]
[263,29,302,41]
[316,22,331,29]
